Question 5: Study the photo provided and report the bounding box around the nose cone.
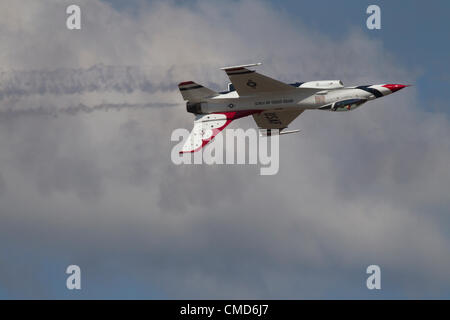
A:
[382,84,410,93]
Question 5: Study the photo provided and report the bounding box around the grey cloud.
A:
[0,171,5,197]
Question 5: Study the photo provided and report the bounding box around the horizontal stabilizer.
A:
[178,81,218,102]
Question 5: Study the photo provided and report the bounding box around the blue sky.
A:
[276,0,449,105]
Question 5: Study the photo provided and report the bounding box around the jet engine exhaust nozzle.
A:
[186,102,203,114]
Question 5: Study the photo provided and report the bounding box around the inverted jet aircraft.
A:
[178,63,409,153]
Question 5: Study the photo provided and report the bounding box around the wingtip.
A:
[220,62,262,70]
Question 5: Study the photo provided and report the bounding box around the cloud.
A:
[0,0,449,299]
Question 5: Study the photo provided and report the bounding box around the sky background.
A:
[0,0,449,299]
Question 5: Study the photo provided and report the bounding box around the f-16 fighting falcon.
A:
[178,63,409,153]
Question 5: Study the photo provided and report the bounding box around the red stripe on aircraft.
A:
[382,84,409,93]
[178,81,195,86]
[179,110,261,154]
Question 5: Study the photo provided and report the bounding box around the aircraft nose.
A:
[382,84,410,93]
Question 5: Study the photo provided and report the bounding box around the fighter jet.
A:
[178,63,409,153]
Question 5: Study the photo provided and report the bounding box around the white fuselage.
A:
[178,70,409,153]
[198,82,394,114]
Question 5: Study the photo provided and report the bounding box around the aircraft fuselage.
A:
[190,83,407,114]
[178,63,409,153]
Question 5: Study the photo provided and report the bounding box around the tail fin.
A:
[180,111,260,153]
[178,81,218,102]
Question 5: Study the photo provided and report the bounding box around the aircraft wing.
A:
[252,109,304,130]
[221,63,297,96]
[180,110,259,153]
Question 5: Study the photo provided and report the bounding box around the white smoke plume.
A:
[0,64,177,100]
[0,64,181,115]
[0,102,179,117]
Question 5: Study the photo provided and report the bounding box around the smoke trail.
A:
[0,64,178,99]
[0,102,180,118]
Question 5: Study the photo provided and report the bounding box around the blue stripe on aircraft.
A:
[356,86,383,98]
